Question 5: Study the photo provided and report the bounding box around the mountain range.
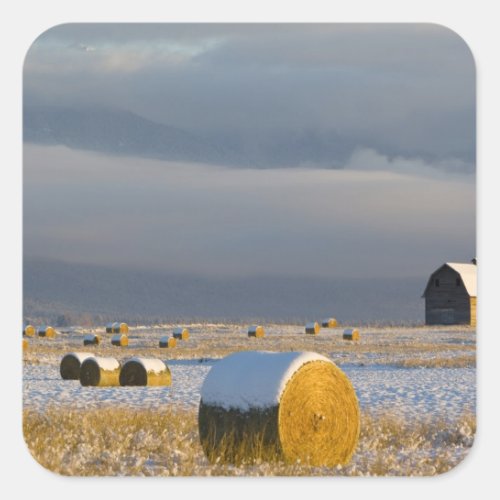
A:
[23,105,356,168]
[23,258,425,326]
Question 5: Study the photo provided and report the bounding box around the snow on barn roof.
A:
[423,262,477,297]
[446,262,477,296]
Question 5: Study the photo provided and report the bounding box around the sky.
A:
[23,23,476,279]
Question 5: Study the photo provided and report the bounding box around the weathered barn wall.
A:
[425,266,472,325]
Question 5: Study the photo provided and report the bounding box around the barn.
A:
[422,261,477,326]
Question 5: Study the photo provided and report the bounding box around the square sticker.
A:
[22,23,476,476]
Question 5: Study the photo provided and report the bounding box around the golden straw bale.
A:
[173,327,189,340]
[38,326,56,338]
[305,322,320,335]
[111,334,128,347]
[23,325,36,337]
[119,357,171,386]
[22,338,28,352]
[79,357,121,386]
[60,352,95,380]
[106,322,128,333]
[321,318,338,328]
[83,334,101,346]
[159,336,177,348]
[343,328,360,341]
[116,322,129,334]
[247,325,265,338]
[198,351,360,467]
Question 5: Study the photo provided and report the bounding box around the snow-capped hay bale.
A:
[321,318,338,328]
[247,325,265,338]
[22,338,28,351]
[111,334,128,346]
[80,357,121,387]
[198,351,360,467]
[23,324,36,337]
[115,322,129,333]
[38,325,56,338]
[159,336,177,348]
[83,334,101,346]
[343,328,360,341]
[60,352,95,380]
[107,322,128,333]
[119,357,171,386]
[305,322,320,335]
[173,327,189,340]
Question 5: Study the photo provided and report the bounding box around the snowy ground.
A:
[22,323,476,476]
[23,323,476,423]
[23,361,475,424]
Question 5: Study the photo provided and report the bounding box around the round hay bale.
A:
[109,322,128,333]
[117,322,129,334]
[111,334,128,346]
[60,352,95,380]
[343,328,360,341]
[159,336,177,348]
[80,356,121,386]
[38,325,56,338]
[248,325,265,338]
[321,318,338,328]
[22,338,28,351]
[23,324,36,337]
[305,322,320,335]
[83,334,101,346]
[173,327,189,340]
[198,351,360,467]
[119,357,171,386]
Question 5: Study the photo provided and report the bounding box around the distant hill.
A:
[23,258,425,326]
[23,106,354,168]
[23,106,239,165]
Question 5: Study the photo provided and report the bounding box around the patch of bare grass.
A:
[23,407,474,476]
[393,355,475,369]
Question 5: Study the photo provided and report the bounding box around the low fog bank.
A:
[24,145,475,281]
[24,259,424,326]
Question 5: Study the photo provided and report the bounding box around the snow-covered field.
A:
[22,323,476,475]
[23,360,475,424]
[23,323,476,421]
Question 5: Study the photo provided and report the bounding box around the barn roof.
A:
[446,262,477,296]
[422,262,477,297]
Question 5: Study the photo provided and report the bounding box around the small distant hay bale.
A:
[321,318,338,328]
[343,328,360,341]
[159,336,177,348]
[83,334,101,346]
[198,351,360,467]
[305,322,320,335]
[38,326,56,338]
[115,322,129,334]
[22,338,28,351]
[248,325,265,338]
[119,357,171,386]
[107,322,129,333]
[173,327,189,340]
[80,356,121,387]
[23,325,36,337]
[60,352,95,380]
[111,334,128,346]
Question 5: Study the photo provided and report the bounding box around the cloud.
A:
[23,23,475,167]
[23,145,476,280]
[345,147,474,176]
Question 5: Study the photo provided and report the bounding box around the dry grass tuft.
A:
[23,407,474,477]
